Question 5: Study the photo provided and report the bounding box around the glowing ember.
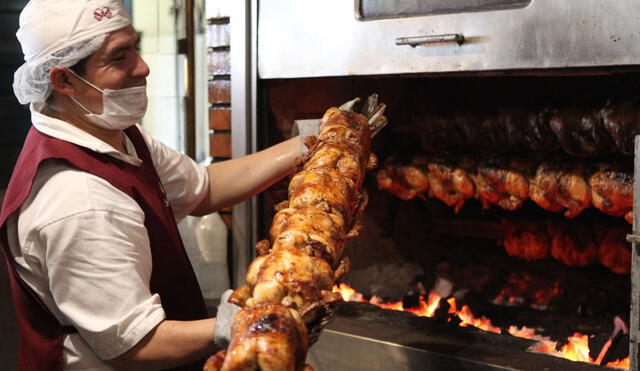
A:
[457,304,501,334]
[560,333,591,363]
[333,284,498,332]
[333,283,629,369]
[334,283,366,302]
[607,357,630,369]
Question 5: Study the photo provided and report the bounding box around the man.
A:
[0,0,307,369]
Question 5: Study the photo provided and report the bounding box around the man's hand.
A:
[214,289,241,349]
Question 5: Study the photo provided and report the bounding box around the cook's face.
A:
[72,25,149,113]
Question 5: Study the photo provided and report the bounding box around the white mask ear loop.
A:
[66,68,103,115]
[67,68,103,92]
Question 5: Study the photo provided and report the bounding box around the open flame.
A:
[333,283,628,369]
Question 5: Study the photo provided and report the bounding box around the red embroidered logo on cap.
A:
[94,7,113,21]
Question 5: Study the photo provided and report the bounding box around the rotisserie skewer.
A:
[204,95,385,371]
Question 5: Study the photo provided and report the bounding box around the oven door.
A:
[258,0,640,78]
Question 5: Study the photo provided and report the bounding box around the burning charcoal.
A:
[589,316,630,365]
[601,333,630,365]
[344,263,423,302]
[402,291,421,310]
[433,297,462,328]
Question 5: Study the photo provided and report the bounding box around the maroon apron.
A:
[0,126,208,370]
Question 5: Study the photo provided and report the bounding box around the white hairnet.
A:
[13,0,132,105]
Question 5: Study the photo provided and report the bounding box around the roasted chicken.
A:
[409,100,640,156]
[600,99,640,156]
[596,225,632,275]
[204,95,385,371]
[413,111,465,153]
[502,219,550,261]
[589,160,634,224]
[548,220,598,267]
[549,106,614,157]
[473,157,536,211]
[529,158,592,218]
[497,106,558,154]
[205,303,311,371]
[376,155,429,200]
[456,109,506,154]
[425,155,476,213]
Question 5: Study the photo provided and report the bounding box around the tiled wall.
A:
[207,1,232,230]
[132,0,181,151]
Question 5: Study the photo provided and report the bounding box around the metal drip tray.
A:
[307,303,606,371]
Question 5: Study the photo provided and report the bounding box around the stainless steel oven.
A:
[229,1,640,369]
[258,0,640,78]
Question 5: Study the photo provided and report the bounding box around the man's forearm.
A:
[109,319,216,370]
[192,136,302,215]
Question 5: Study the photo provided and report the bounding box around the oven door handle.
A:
[395,33,465,47]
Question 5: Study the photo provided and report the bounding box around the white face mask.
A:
[67,68,147,130]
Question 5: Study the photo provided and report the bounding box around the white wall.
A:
[133,0,181,150]
[133,0,208,161]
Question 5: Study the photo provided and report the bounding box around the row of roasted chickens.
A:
[501,218,630,275]
[377,153,633,222]
[413,99,640,157]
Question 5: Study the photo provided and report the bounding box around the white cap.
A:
[17,0,131,62]
[13,0,132,104]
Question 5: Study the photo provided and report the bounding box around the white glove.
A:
[213,289,241,349]
[292,119,321,155]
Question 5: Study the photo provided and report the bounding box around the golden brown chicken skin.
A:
[270,207,346,266]
[473,157,532,211]
[589,161,633,224]
[288,168,358,221]
[206,304,309,371]
[304,141,368,187]
[530,159,592,218]
[376,155,430,201]
[244,247,334,316]
[426,155,475,213]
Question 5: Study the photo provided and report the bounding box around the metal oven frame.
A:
[230,1,640,368]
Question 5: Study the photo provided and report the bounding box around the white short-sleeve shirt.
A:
[5,103,209,370]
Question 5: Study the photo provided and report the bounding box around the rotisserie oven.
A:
[225,1,640,369]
